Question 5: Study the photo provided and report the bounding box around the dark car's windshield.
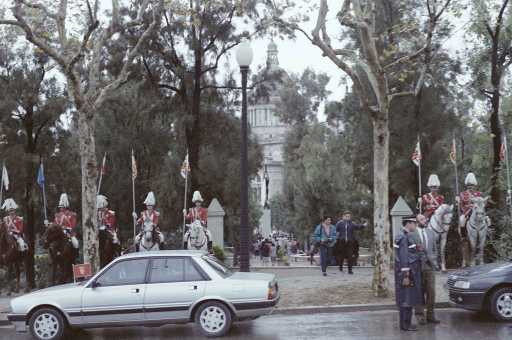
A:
[202,256,233,278]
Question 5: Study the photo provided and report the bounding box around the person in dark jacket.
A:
[313,216,337,276]
[394,216,424,332]
[335,211,367,274]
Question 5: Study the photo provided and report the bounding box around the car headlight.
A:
[454,280,470,289]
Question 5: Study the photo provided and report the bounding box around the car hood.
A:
[452,262,512,278]
[15,282,82,300]
[227,272,276,282]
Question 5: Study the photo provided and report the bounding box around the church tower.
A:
[249,41,290,236]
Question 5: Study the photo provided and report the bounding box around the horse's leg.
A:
[478,228,487,265]
[440,233,448,272]
[468,230,477,267]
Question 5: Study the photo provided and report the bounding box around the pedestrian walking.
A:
[335,211,367,274]
[414,214,441,325]
[313,216,336,276]
[261,238,271,266]
[270,242,277,266]
[394,216,424,332]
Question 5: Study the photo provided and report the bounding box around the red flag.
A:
[411,140,421,167]
[449,138,457,165]
[500,137,507,161]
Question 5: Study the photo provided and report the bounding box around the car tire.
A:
[490,287,512,321]
[195,301,232,337]
[28,308,66,340]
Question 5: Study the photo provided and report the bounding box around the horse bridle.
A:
[430,210,451,234]
[188,226,207,250]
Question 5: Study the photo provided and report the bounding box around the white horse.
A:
[462,196,490,267]
[428,204,454,272]
[184,220,211,251]
[135,220,164,252]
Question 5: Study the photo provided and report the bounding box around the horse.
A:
[99,229,121,268]
[136,220,162,252]
[0,223,27,294]
[428,203,454,272]
[44,224,75,285]
[460,196,490,267]
[184,220,211,251]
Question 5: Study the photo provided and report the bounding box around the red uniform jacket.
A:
[421,192,444,219]
[99,209,117,232]
[459,190,482,216]
[137,210,159,227]
[54,209,77,230]
[3,215,24,234]
[186,207,208,225]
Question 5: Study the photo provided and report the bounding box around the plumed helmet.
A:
[465,173,478,186]
[144,192,156,206]
[192,191,203,203]
[1,198,18,211]
[427,174,440,187]
[58,193,70,208]
[97,195,108,209]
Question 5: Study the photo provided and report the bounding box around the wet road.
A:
[1,309,510,340]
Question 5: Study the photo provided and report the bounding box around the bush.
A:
[35,254,51,289]
[212,245,225,262]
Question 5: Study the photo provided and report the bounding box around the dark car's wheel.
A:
[195,301,232,337]
[490,287,512,321]
[29,308,66,340]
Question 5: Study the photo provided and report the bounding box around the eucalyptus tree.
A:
[0,0,165,271]
[274,0,453,296]
[468,0,512,209]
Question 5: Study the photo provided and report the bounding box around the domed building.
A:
[249,41,290,237]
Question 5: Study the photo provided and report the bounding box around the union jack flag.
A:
[411,140,421,167]
[181,153,190,179]
[449,138,457,165]
[500,136,508,162]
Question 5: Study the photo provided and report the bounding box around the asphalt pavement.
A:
[0,308,510,340]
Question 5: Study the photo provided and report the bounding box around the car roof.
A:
[117,250,207,260]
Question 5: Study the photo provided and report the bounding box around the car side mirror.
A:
[91,280,100,289]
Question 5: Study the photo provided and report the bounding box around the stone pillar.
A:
[208,198,225,249]
[390,196,413,240]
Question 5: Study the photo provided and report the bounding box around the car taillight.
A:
[267,282,277,300]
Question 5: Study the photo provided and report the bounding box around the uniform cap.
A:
[465,173,478,186]
[97,195,108,209]
[1,198,18,211]
[192,191,204,203]
[58,193,70,208]
[427,174,440,187]
[144,192,156,206]
[402,216,417,226]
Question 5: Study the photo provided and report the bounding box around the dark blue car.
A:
[448,262,512,321]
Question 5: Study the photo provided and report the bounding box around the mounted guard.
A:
[457,173,483,228]
[97,195,120,266]
[183,191,212,252]
[1,198,28,252]
[133,192,164,251]
[53,193,79,259]
[419,174,444,221]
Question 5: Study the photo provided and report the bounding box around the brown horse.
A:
[99,229,121,268]
[0,223,27,294]
[44,224,75,285]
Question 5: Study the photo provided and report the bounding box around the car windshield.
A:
[202,256,233,278]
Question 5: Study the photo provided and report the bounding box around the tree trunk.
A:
[77,111,99,272]
[489,90,502,209]
[371,111,391,297]
[24,153,36,289]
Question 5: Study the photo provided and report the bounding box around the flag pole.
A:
[418,136,422,214]
[40,161,48,221]
[504,134,512,220]
[182,168,188,248]
[97,152,106,196]
[132,149,136,241]
[452,135,461,215]
[0,161,4,208]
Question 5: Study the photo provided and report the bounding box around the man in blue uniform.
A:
[394,216,424,331]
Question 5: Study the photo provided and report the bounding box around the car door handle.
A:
[130,288,140,293]
[189,285,198,291]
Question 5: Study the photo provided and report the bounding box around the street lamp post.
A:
[236,41,253,272]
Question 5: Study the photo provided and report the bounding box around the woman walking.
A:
[313,216,336,276]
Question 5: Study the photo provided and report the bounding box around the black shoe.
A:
[339,267,343,272]
[323,272,327,276]
[403,325,418,331]
[348,270,354,274]
[427,318,441,324]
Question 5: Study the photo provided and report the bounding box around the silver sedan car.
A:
[8,250,280,339]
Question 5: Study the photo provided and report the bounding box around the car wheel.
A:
[490,287,512,321]
[29,308,66,340]
[195,301,232,337]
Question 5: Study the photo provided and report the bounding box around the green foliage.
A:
[212,245,226,263]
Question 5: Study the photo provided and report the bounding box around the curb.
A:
[271,302,452,316]
[0,302,452,326]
